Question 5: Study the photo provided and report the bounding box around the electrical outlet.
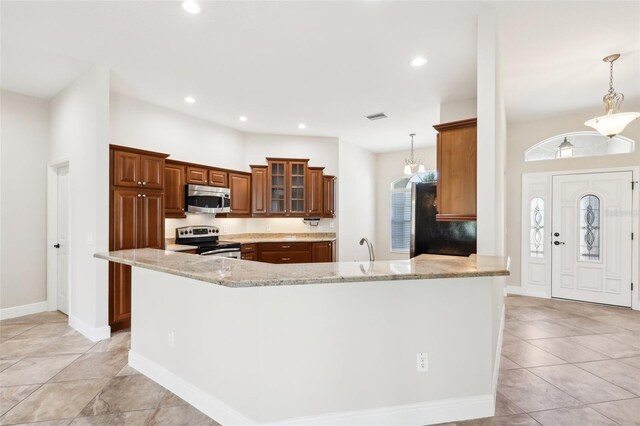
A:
[416,352,428,372]
[167,331,175,348]
[266,224,271,232]
[329,221,335,229]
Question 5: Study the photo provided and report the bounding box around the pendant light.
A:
[404,133,424,175]
[584,54,640,138]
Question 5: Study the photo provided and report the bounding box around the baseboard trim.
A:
[0,301,48,320]
[129,351,255,425]
[505,285,548,299]
[129,350,495,426]
[265,394,495,426]
[69,315,110,342]
[492,304,505,397]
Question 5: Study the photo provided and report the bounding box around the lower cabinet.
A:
[248,241,335,264]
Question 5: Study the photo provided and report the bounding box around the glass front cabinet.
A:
[267,158,308,216]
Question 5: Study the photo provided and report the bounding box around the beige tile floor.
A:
[1,295,639,425]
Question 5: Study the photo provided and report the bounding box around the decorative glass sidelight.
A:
[530,198,545,258]
[580,194,601,261]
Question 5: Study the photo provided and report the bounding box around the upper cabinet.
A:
[112,147,166,189]
[164,161,186,218]
[250,166,268,216]
[433,118,477,221]
[185,166,227,187]
[322,175,336,218]
[308,167,324,216]
[209,169,228,187]
[228,172,251,216]
[266,158,309,216]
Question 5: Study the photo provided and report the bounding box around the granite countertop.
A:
[165,243,198,252]
[95,249,510,288]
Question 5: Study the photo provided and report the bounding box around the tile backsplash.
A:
[165,216,336,238]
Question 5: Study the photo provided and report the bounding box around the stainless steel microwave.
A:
[185,184,231,214]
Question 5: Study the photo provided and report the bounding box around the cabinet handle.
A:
[282,257,290,261]
[281,245,290,249]
[142,181,147,185]
[142,194,147,198]
[181,208,185,211]
[137,181,142,185]
[137,194,141,197]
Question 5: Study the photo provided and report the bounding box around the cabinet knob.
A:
[142,181,147,185]
[137,181,142,185]
[282,257,290,261]
[142,194,147,198]
[181,208,185,211]
[282,245,290,249]
[137,193,141,197]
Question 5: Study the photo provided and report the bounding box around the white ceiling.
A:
[1,1,639,152]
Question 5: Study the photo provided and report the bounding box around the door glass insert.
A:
[270,162,285,212]
[580,194,601,261]
[530,197,544,258]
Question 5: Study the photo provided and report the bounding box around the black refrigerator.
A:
[410,182,477,258]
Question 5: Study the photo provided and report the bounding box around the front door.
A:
[551,171,633,307]
[56,165,70,314]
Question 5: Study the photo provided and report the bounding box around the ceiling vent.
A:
[366,112,388,121]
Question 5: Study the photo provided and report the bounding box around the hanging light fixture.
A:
[556,137,574,158]
[584,54,640,138]
[404,133,425,175]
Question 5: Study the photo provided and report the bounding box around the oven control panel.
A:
[176,226,219,238]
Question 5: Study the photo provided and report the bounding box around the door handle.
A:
[53,243,60,248]
[553,241,565,245]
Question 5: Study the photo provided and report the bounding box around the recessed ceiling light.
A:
[411,56,428,67]
[182,1,201,14]
[239,116,248,122]
[298,123,306,129]
[184,96,196,104]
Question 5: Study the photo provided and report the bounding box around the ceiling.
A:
[1,1,639,153]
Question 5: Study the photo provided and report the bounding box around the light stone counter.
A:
[164,243,197,252]
[95,248,509,288]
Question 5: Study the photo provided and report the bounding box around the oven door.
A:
[199,248,241,259]
[185,185,231,214]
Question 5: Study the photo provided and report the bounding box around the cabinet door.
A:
[289,161,307,215]
[209,169,228,187]
[268,161,287,215]
[109,262,131,329]
[229,173,251,215]
[308,168,324,216]
[323,176,336,217]
[112,189,139,250]
[164,163,186,218]
[139,192,164,249]
[186,166,209,185]
[312,241,333,263]
[436,122,477,221]
[251,166,268,215]
[113,150,140,188]
[140,155,164,189]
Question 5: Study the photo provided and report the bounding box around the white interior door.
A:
[551,171,633,307]
[56,165,69,314]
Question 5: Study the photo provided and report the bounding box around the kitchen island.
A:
[95,249,509,425]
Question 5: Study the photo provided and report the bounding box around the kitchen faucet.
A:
[359,237,375,262]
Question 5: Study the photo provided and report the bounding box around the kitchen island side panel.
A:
[130,267,501,425]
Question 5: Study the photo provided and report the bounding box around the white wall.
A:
[506,106,640,289]
[110,93,246,171]
[374,147,436,261]
[440,98,477,123]
[0,91,49,310]
[49,66,110,339]
[338,140,376,262]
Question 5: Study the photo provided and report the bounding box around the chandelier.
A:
[404,133,425,175]
[584,54,640,138]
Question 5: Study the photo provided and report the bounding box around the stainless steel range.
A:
[175,226,241,258]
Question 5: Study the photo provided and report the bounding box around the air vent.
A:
[366,112,388,121]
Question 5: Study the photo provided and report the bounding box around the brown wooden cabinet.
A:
[251,166,268,216]
[308,167,324,216]
[266,158,309,216]
[241,243,258,261]
[228,172,251,215]
[164,162,186,218]
[209,169,228,187]
[110,146,167,331]
[434,118,477,221]
[311,241,335,262]
[322,175,336,218]
[186,166,209,185]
